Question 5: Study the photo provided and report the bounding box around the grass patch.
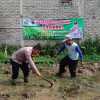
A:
[0,52,10,63]
[83,54,100,62]
[35,54,100,65]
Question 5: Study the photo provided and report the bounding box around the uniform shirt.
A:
[57,42,83,60]
[12,47,32,64]
[11,47,38,71]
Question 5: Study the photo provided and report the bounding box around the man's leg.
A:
[20,62,29,83]
[11,60,20,85]
[57,55,69,76]
[68,60,78,78]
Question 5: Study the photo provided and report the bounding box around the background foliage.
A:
[0,35,100,64]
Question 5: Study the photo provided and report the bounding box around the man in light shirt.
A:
[56,35,83,79]
[10,43,41,85]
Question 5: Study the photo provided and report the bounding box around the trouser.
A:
[10,59,29,79]
[59,55,78,78]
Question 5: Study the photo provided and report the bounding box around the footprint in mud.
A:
[39,84,52,88]
[3,70,11,74]
[0,93,10,99]
[39,84,45,87]
[39,82,54,88]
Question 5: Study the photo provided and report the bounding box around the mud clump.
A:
[91,96,100,100]
[22,91,35,98]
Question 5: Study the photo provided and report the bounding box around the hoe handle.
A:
[39,75,53,87]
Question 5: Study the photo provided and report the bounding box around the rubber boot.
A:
[56,72,63,77]
[24,77,28,83]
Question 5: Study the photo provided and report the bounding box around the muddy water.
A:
[0,63,100,100]
[32,76,100,100]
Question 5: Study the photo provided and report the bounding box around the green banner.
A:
[23,18,84,40]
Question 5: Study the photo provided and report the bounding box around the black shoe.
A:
[24,77,28,83]
[55,72,63,77]
[71,76,77,79]
[71,77,77,81]
[11,79,16,86]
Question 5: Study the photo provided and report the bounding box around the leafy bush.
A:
[0,44,20,55]
[80,35,100,55]
[40,41,61,57]
[0,52,10,63]
[0,35,99,65]
[7,45,20,55]
[83,54,100,62]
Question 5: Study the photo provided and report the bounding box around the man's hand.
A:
[32,69,41,77]
[80,60,83,66]
[36,72,41,77]
[78,60,83,67]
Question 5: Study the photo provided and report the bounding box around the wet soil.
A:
[0,62,100,100]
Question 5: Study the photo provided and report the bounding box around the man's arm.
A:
[25,52,41,76]
[57,44,65,55]
[75,46,83,61]
[29,57,41,76]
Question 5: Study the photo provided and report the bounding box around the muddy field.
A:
[0,62,100,100]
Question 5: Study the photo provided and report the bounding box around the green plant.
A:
[0,52,10,63]
[6,45,20,55]
[83,54,100,62]
[80,35,100,55]
[40,41,61,57]
[0,44,20,55]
